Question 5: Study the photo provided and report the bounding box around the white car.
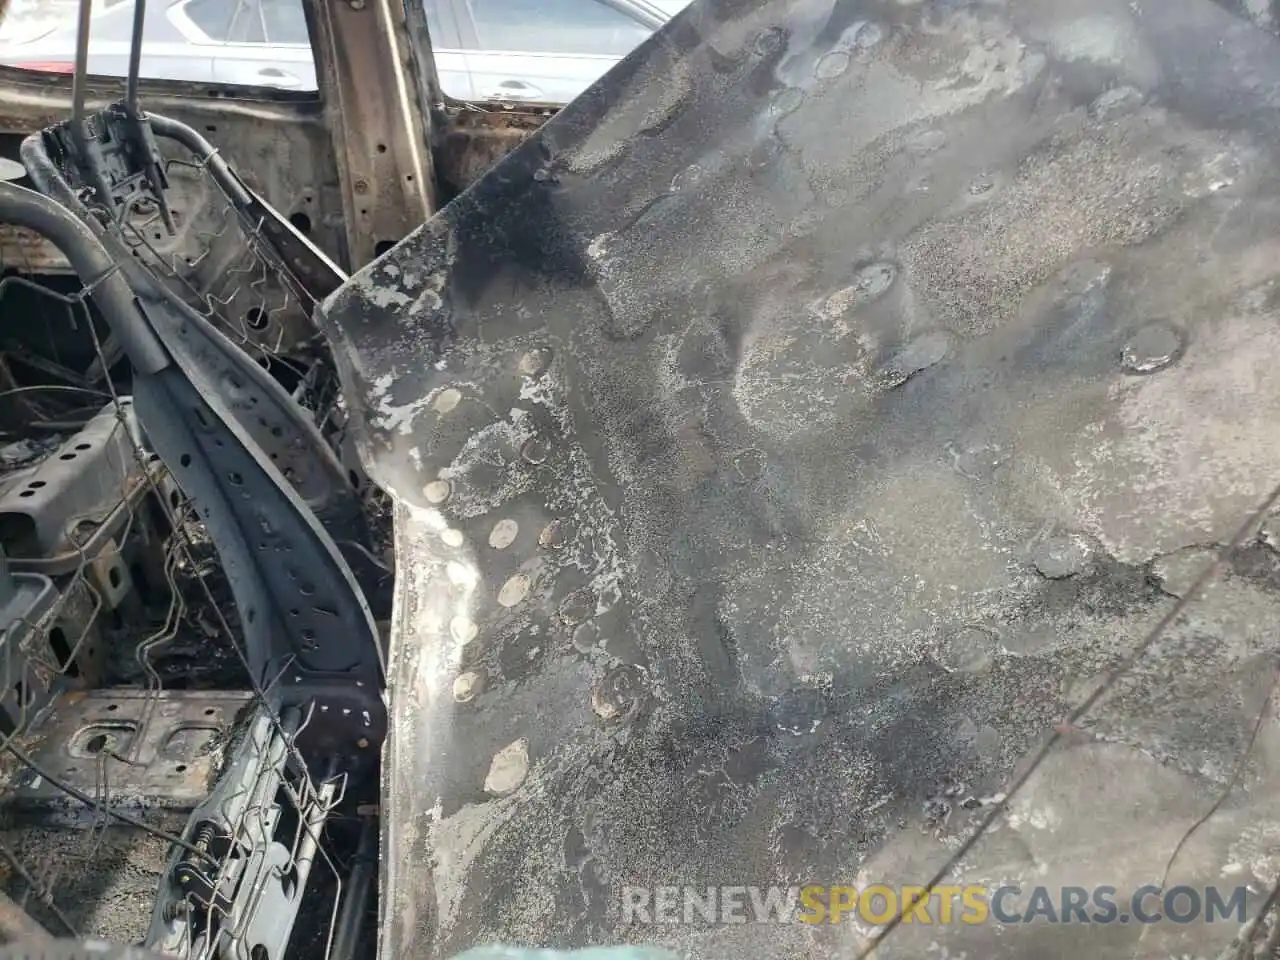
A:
[0,0,691,102]
[426,0,691,104]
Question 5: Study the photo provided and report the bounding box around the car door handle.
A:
[256,67,302,87]
[482,79,544,100]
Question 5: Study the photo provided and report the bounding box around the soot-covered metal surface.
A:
[320,0,1280,956]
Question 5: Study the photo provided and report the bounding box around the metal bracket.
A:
[3,689,254,820]
[0,548,58,735]
[0,400,159,575]
[42,101,175,236]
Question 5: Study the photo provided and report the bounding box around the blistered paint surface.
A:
[319,0,1280,956]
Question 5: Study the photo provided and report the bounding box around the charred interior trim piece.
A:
[306,0,435,266]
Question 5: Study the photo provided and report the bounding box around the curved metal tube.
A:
[147,114,253,208]
[21,130,97,217]
[0,178,168,375]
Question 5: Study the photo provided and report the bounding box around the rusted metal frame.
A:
[305,0,435,269]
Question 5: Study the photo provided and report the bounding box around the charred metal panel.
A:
[322,1,1280,957]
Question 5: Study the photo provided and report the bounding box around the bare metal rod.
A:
[70,0,94,149]
[126,0,148,110]
[330,816,377,960]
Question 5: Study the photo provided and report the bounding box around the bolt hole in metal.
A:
[84,734,109,755]
[246,307,269,330]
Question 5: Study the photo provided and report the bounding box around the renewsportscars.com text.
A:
[620,885,1249,926]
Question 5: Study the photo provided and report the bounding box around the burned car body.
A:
[317,0,1280,958]
[2,0,1280,958]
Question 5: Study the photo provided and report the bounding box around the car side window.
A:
[260,0,309,43]
[182,0,308,44]
[462,0,651,57]
[183,0,262,41]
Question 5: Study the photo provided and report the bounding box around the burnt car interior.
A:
[12,0,1280,959]
[0,0,540,952]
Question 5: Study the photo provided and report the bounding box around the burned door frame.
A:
[306,0,438,266]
